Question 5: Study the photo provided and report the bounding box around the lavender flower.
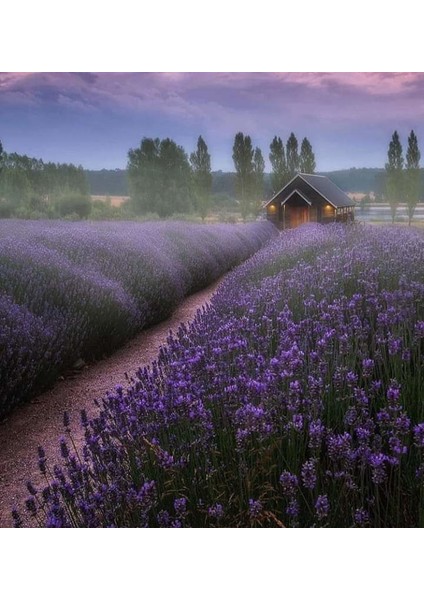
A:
[248,499,263,519]
[315,495,329,520]
[301,460,317,490]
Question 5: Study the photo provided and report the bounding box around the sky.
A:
[1,72,423,172]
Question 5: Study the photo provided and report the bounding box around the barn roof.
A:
[265,173,355,209]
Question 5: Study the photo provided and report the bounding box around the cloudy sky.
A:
[1,72,423,171]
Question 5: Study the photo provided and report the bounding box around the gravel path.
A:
[0,279,221,527]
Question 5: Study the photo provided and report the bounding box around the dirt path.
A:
[0,279,222,527]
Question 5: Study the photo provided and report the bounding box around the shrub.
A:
[58,194,92,219]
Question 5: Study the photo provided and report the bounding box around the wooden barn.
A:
[264,173,355,229]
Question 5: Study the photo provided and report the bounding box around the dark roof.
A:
[265,173,355,209]
[299,173,355,208]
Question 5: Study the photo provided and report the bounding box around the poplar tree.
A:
[269,136,287,192]
[252,147,265,215]
[286,132,300,177]
[190,136,212,221]
[299,137,316,173]
[232,132,254,220]
[405,130,421,226]
[385,131,404,223]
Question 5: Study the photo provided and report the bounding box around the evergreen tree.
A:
[190,136,212,221]
[286,132,300,177]
[405,130,421,226]
[385,131,404,223]
[128,137,192,217]
[269,136,287,192]
[232,132,254,220]
[299,137,316,173]
[252,147,265,215]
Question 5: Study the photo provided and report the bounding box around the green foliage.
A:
[0,167,31,205]
[269,136,287,192]
[0,198,13,218]
[299,137,316,173]
[128,137,193,218]
[232,132,254,220]
[286,132,300,177]
[190,136,212,221]
[58,193,92,219]
[0,139,3,176]
[0,149,90,219]
[385,130,404,223]
[405,130,421,225]
[252,147,265,214]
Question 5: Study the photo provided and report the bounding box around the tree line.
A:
[0,141,91,219]
[128,132,316,219]
[385,130,421,225]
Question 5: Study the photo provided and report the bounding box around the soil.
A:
[0,279,222,528]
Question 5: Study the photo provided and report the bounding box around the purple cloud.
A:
[1,72,423,170]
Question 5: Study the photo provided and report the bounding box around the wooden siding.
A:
[265,175,354,229]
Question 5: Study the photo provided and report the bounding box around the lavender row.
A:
[0,219,275,417]
[19,223,424,527]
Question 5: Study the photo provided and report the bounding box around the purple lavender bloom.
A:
[291,413,304,432]
[315,495,329,520]
[157,510,171,527]
[279,471,299,496]
[369,453,388,484]
[387,382,401,403]
[413,424,424,448]
[301,459,317,490]
[354,508,369,527]
[286,499,299,519]
[248,499,263,519]
[308,420,325,450]
[174,497,187,517]
[361,358,374,378]
[59,437,70,459]
[208,503,224,521]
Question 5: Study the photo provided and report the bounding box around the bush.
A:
[0,199,13,218]
[58,194,91,219]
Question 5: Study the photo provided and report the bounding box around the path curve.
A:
[0,278,222,527]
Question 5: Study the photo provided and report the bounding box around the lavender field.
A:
[18,223,424,528]
[0,219,275,418]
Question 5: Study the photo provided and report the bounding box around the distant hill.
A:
[317,168,386,195]
[85,169,129,196]
[85,167,423,199]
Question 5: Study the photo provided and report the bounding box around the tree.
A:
[128,137,192,217]
[232,132,254,220]
[299,137,316,173]
[385,131,404,223]
[269,136,287,192]
[252,147,265,215]
[0,140,3,177]
[286,132,300,177]
[405,130,421,226]
[190,136,212,221]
